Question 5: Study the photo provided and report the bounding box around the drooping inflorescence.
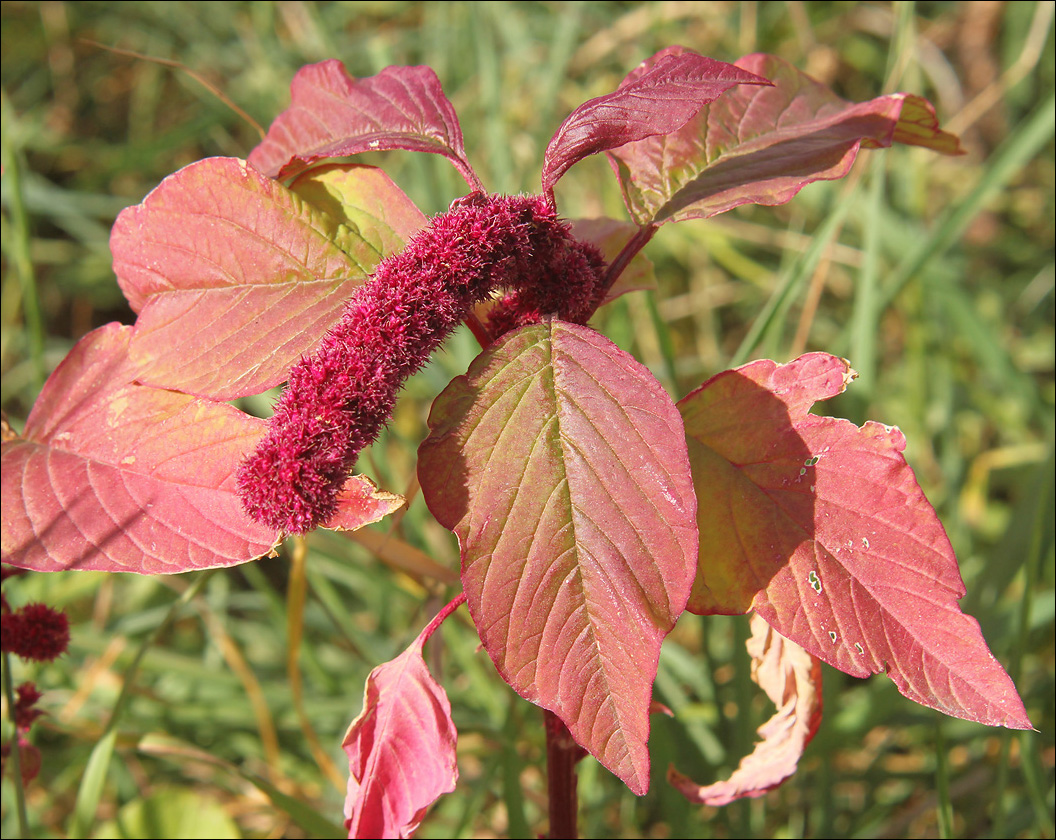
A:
[237,193,606,535]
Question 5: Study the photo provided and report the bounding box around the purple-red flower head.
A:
[238,193,605,535]
[1,602,70,663]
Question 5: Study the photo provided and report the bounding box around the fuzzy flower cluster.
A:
[238,193,605,535]
[1,568,69,783]
[1,585,70,664]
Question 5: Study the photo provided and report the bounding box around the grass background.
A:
[1,1,1053,837]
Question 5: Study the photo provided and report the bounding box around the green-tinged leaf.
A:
[418,320,697,794]
[288,163,427,256]
[93,788,241,839]
[111,157,382,400]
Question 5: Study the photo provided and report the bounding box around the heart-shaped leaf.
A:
[112,157,413,400]
[1,324,402,574]
[343,628,457,839]
[249,61,477,187]
[418,320,698,794]
[542,47,770,193]
[679,353,1031,729]
[668,613,822,805]
[609,53,964,225]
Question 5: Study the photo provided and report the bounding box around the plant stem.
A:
[287,536,344,790]
[420,591,467,644]
[2,651,30,838]
[592,224,657,311]
[544,709,584,839]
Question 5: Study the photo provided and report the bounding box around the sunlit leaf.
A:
[289,163,427,255]
[418,320,697,794]
[0,325,401,574]
[609,53,964,225]
[679,353,1031,729]
[111,157,396,400]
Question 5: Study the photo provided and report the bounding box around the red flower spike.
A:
[238,193,605,534]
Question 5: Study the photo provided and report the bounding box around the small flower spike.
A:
[0,602,70,663]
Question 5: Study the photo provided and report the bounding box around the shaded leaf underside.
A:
[248,60,476,187]
[542,47,770,193]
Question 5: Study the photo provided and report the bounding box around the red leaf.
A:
[609,53,964,225]
[678,353,1031,729]
[0,324,402,574]
[343,629,457,839]
[669,613,822,805]
[249,61,477,187]
[542,47,769,193]
[111,158,416,401]
[418,321,697,794]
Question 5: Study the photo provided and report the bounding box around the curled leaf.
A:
[343,630,457,839]
[542,47,770,193]
[609,53,964,225]
[669,613,822,805]
[249,61,477,187]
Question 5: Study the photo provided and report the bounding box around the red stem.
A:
[591,223,658,312]
[545,710,586,839]
[419,591,467,645]
[464,309,494,348]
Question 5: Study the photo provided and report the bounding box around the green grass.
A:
[2,2,1053,837]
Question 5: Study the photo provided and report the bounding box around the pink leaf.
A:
[669,613,822,805]
[418,321,698,794]
[0,324,402,574]
[326,476,406,533]
[542,47,770,193]
[111,157,416,401]
[678,353,1031,729]
[249,61,476,187]
[609,53,964,225]
[343,629,457,839]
